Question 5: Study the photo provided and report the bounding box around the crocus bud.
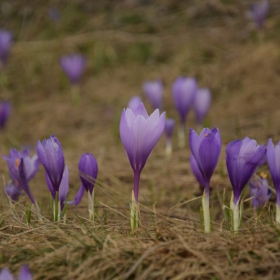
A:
[128,96,142,111]
[0,101,11,129]
[164,118,175,155]
[60,54,86,84]
[193,88,211,126]
[252,0,269,30]
[143,80,163,110]
[249,173,271,208]
[0,29,13,66]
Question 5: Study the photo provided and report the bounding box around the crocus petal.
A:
[189,129,203,167]
[0,268,14,280]
[190,154,204,187]
[68,185,84,206]
[133,103,149,119]
[24,154,40,181]
[59,165,69,211]
[194,88,211,125]
[5,183,22,201]
[45,172,55,199]
[165,118,175,138]
[143,80,163,110]
[18,264,32,280]
[128,96,142,111]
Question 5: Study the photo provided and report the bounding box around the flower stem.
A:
[88,189,95,222]
[165,137,172,156]
[130,190,140,231]
[202,187,210,233]
[53,192,60,222]
[71,85,80,105]
[230,193,240,232]
[133,170,140,203]
[178,123,186,148]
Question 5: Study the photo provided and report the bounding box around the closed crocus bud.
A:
[193,88,211,126]
[60,54,86,84]
[164,118,175,155]
[143,80,163,110]
[0,29,13,66]
[252,0,269,30]
[226,137,266,230]
[189,127,221,233]
[190,154,204,194]
[249,173,271,209]
[0,101,11,129]
[172,77,198,147]
[128,96,142,111]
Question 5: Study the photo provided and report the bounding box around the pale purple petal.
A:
[45,172,55,199]
[194,88,211,125]
[132,103,149,119]
[59,165,69,211]
[18,264,32,280]
[190,154,204,187]
[5,183,22,201]
[128,96,142,111]
[68,185,84,206]
[143,80,163,110]
[0,268,13,280]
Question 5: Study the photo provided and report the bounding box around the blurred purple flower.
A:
[164,118,175,155]
[0,264,32,280]
[0,101,11,129]
[226,137,266,205]
[3,149,39,203]
[190,154,204,193]
[120,103,165,202]
[189,128,221,194]
[70,153,98,205]
[49,7,60,22]
[143,80,163,110]
[249,173,271,208]
[172,77,197,125]
[128,96,142,111]
[0,29,13,66]
[252,0,269,29]
[193,88,211,125]
[60,54,86,84]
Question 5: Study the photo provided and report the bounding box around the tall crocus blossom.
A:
[0,29,13,67]
[70,153,98,221]
[3,149,40,204]
[172,77,197,147]
[189,127,221,232]
[164,118,175,156]
[0,101,11,129]
[193,88,211,126]
[249,173,271,209]
[226,137,266,231]
[128,96,142,111]
[0,264,32,280]
[36,135,66,221]
[190,154,204,194]
[266,138,280,223]
[252,0,269,30]
[143,80,164,110]
[120,103,165,230]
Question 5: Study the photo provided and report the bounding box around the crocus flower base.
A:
[88,189,95,222]
[202,189,211,233]
[230,193,243,232]
[276,204,280,225]
[130,190,140,231]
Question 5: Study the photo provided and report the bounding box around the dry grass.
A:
[1,0,280,279]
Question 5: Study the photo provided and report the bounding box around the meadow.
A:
[1,1,280,279]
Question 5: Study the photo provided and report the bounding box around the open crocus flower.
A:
[193,88,211,126]
[164,118,175,156]
[143,80,163,110]
[266,138,280,223]
[252,0,269,30]
[0,264,32,280]
[226,137,266,231]
[70,153,98,221]
[3,149,40,204]
[60,54,86,84]
[120,103,165,229]
[249,173,271,209]
[190,154,204,194]
[0,29,13,67]
[172,77,197,147]
[128,96,142,111]
[0,101,11,129]
[37,135,66,221]
[189,127,221,232]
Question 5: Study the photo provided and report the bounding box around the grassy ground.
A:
[1,0,280,279]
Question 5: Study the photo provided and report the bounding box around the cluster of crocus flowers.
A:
[249,172,271,209]
[120,103,165,230]
[189,127,221,232]
[3,149,40,207]
[252,0,269,30]
[226,137,266,231]
[164,118,175,156]
[143,80,164,110]
[0,264,32,280]
[0,101,11,129]
[0,29,13,68]
[60,54,86,103]
[69,153,98,221]
[36,135,68,221]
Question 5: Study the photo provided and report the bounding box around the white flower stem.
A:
[165,138,172,156]
[53,192,60,222]
[202,189,210,233]
[88,189,95,222]
[230,193,241,232]
[130,190,140,231]
[178,123,186,148]
[276,204,280,225]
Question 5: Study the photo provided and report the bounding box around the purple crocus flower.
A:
[0,101,11,129]
[143,80,163,110]
[3,149,40,203]
[249,173,271,208]
[120,103,165,202]
[70,153,98,206]
[252,0,269,30]
[190,154,204,193]
[193,88,211,126]
[0,264,32,280]
[0,29,13,66]
[226,137,266,205]
[60,54,86,84]
[36,135,65,193]
[164,118,175,155]
[128,96,142,111]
